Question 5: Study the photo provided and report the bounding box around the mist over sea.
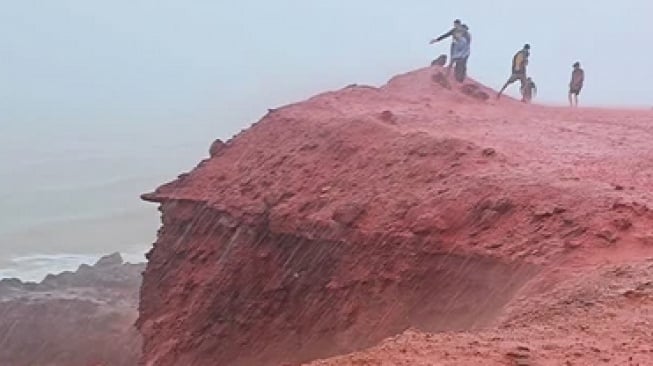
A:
[0,120,215,281]
[6,1,653,281]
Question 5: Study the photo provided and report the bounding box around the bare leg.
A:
[568,93,573,107]
[574,94,579,107]
[497,80,511,98]
[497,84,507,98]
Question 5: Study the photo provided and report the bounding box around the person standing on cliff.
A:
[451,32,471,83]
[430,19,469,75]
[569,62,585,107]
[461,24,471,67]
[497,44,530,99]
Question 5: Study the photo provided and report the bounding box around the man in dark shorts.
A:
[497,44,530,99]
[569,62,585,107]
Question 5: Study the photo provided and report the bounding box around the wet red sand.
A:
[141,66,653,365]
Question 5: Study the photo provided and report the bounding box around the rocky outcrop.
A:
[139,66,653,365]
[0,253,144,366]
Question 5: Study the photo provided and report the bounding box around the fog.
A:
[1,0,652,279]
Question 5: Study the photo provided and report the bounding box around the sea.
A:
[0,119,217,282]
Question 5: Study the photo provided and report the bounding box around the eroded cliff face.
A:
[0,253,144,366]
[138,66,653,365]
[139,200,537,366]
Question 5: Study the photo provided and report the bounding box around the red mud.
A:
[140,66,653,365]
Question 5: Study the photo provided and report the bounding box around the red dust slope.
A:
[139,66,653,366]
[308,259,653,366]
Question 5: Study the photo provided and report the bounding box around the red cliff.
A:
[139,66,653,365]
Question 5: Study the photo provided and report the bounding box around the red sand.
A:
[140,66,653,365]
[308,259,653,366]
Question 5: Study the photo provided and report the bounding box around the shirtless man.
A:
[497,44,530,99]
[569,62,585,107]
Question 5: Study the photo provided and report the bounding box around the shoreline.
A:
[0,249,147,282]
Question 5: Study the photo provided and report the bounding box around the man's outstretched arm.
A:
[430,28,454,43]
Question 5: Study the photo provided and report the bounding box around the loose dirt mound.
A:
[140,66,653,365]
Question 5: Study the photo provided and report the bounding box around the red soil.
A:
[308,258,653,366]
[140,66,653,365]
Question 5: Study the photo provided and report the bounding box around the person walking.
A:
[498,44,531,99]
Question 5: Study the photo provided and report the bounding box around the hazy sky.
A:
[2,1,653,141]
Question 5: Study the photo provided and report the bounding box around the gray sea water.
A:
[0,120,215,282]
